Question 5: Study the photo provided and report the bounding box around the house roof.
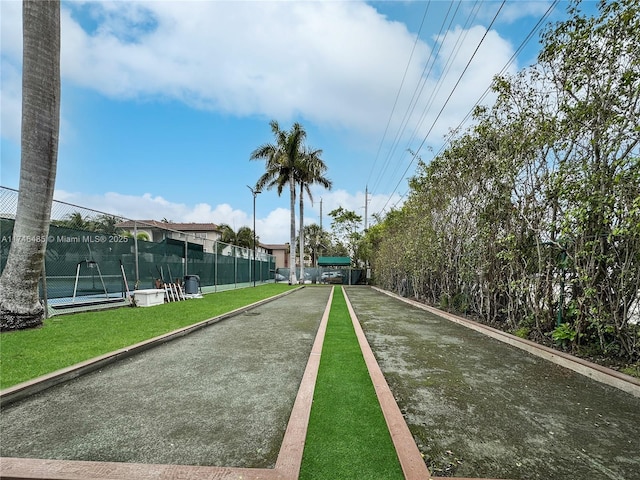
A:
[116,220,220,232]
[317,256,351,266]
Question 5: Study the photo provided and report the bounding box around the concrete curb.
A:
[372,286,640,398]
[0,288,303,407]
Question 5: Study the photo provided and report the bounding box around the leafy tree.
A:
[537,0,640,356]
[236,226,256,250]
[62,211,87,230]
[300,223,332,267]
[52,212,124,235]
[92,214,122,234]
[218,224,237,245]
[0,0,61,331]
[369,0,640,361]
[122,231,150,242]
[328,207,362,265]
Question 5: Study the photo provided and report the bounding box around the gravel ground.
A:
[0,287,330,468]
[345,286,640,480]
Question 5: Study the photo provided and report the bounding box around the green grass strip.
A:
[0,284,297,389]
[299,287,404,480]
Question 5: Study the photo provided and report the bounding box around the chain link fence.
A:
[1,186,275,316]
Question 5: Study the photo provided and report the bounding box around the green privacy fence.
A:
[0,187,275,315]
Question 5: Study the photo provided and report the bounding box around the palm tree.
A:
[0,0,61,331]
[218,223,238,245]
[250,120,307,284]
[297,148,332,283]
[219,224,255,250]
[93,214,122,234]
[63,211,87,230]
[236,226,255,250]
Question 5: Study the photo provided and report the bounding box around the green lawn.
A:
[299,287,404,480]
[0,284,297,389]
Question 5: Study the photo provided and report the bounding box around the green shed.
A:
[317,256,351,267]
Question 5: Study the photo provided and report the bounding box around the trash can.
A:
[184,275,200,294]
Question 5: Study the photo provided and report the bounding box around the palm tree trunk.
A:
[299,183,305,284]
[0,0,61,331]
[289,180,297,284]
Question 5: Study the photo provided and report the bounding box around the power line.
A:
[374,0,560,219]
[372,0,483,199]
[366,1,432,188]
[399,1,483,166]
[431,0,561,160]
[377,1,506,216]
[370,1,461,196]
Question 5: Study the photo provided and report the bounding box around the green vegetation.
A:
[366,0,640,364]
[621,364,640,379]
[299,287,403,480]
[513,326,531,340]
[0,284,297,389]
[552,322,578,345]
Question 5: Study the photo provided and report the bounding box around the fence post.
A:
[133,221,139,287]
[41,259,48,318]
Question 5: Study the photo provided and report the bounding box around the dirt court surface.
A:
[345,286,640,480]
[0,287,330,468]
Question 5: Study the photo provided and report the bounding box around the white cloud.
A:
[306,188,404,228]
[402,25,517,148]
[499,2,555,24]
[3,1,516,236]
[258,208,291,246]
[56,0,518,144]
[1,1,518,149]
[56,1,426,137]
[53,190,186,220]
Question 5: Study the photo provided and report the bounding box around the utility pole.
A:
[247,185,261,287]
[364,185,369,232]
[364,185,370,284]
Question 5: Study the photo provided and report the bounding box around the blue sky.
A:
[1,0,597,244]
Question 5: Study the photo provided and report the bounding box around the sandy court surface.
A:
[344,286,640,480]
